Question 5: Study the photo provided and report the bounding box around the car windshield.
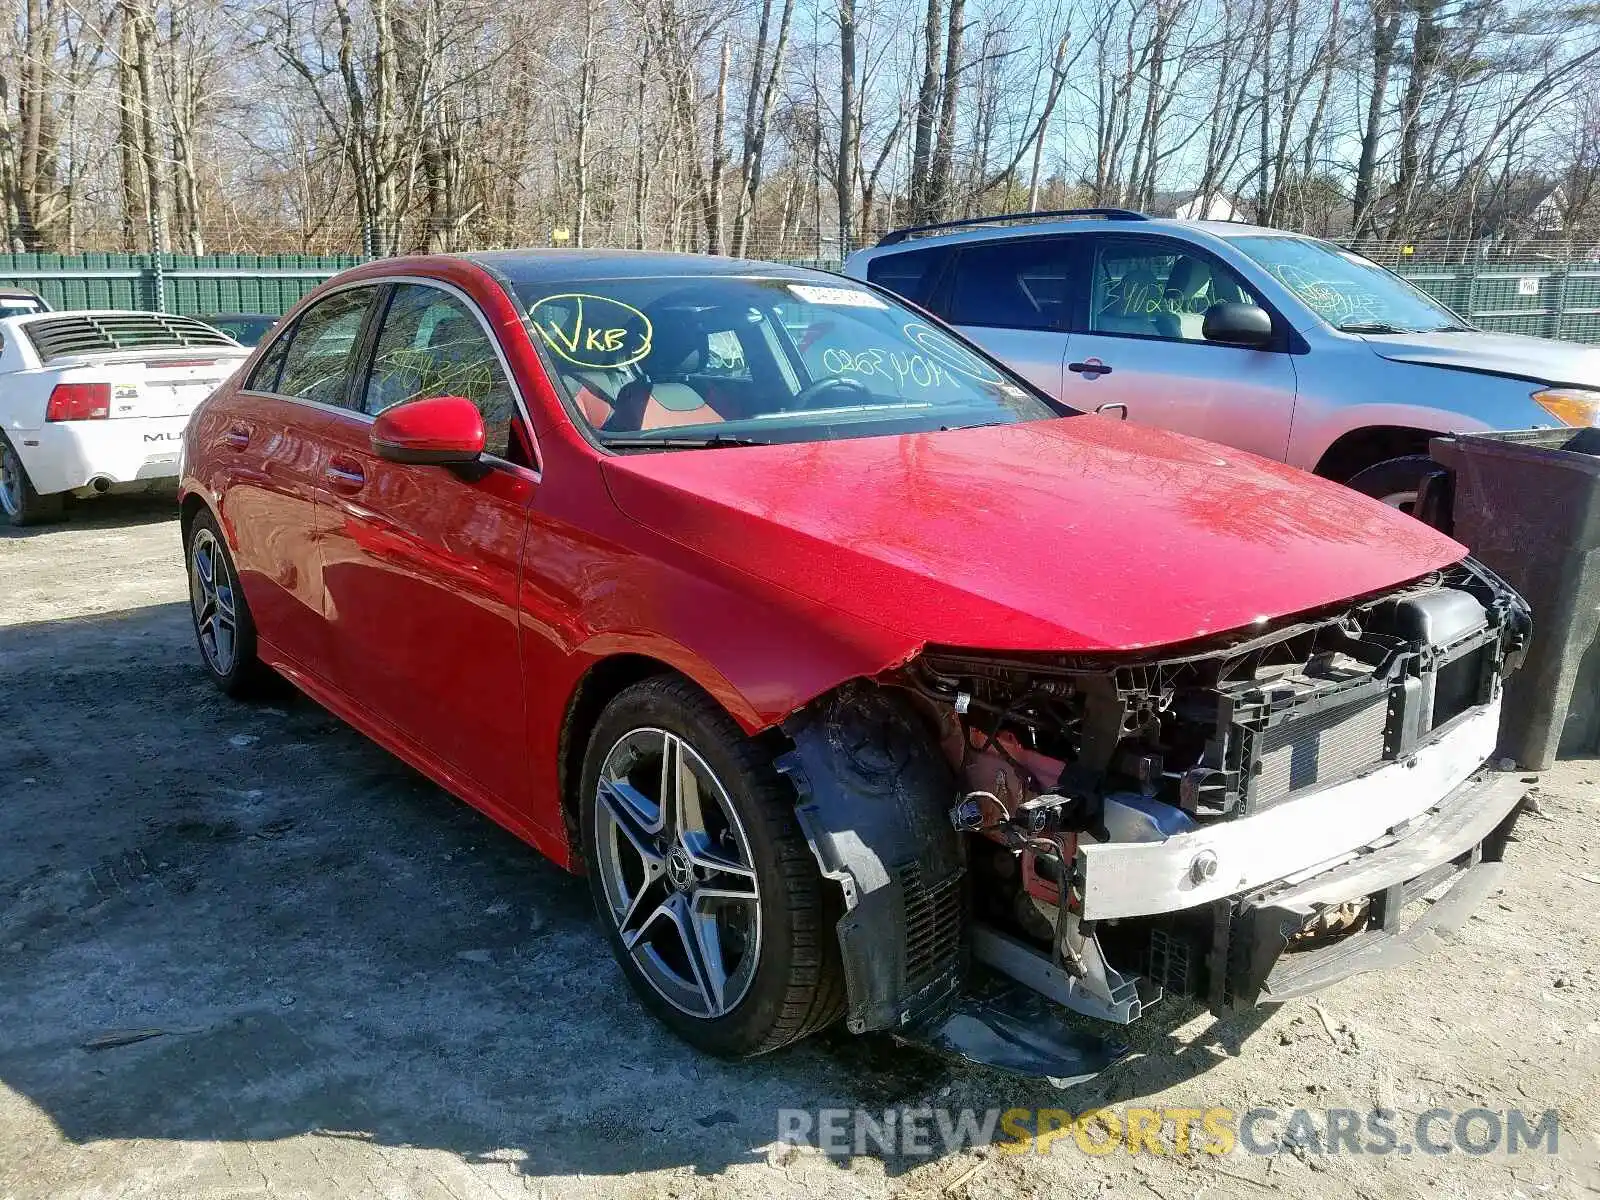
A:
[512,275,1060,448]
[1227,236,1470,334]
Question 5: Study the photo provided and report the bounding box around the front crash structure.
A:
[779,560,1531,1080]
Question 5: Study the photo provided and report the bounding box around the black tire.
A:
[184,509,270,697]
[1344,454,1438,513]
[579,676,845,1057]
[0,432,65,528]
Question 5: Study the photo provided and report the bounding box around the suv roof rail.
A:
[874,208,1149,247]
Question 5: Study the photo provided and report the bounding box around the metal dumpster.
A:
[1426,427,1600,769]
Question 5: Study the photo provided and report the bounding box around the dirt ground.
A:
[2,496,1597,1200]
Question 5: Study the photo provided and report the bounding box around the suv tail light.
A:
[46,382,111,421]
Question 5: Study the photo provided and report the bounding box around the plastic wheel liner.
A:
[777,684,1128,1084]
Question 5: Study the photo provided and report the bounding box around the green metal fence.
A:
[0,253,365,317]
[1396,263,1600,343]
[4,251,1599,344]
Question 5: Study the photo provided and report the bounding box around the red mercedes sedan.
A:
[180,251,1529,1078]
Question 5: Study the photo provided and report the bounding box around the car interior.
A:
[1091,250,1258,340]
[563,315,727,432]
[558,304,789,433]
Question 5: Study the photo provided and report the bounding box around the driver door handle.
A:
[1068,359,1112,377]
[325,457,366,493]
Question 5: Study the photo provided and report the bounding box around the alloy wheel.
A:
[0,442,22,518]
[592,727,762,1019]
[188,527,238,676]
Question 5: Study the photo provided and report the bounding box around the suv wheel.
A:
[579,676,845,1057]
[0,434,64,527]
[1345,454,1437,513]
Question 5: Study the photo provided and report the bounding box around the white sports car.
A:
[0,310,249,526]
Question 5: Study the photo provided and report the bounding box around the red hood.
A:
[600,418,1467,652]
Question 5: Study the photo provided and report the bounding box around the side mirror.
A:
[1202,302,1274,349]
[371,395,486,465]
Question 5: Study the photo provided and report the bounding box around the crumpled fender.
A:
[775,684,966,1033]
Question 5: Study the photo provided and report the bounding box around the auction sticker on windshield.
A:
[788,284,887,308]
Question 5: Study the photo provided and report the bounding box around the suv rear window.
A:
[864,246,949,308]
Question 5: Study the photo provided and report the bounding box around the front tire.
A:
[0,433,65,527]
[579,676,845,1057]
[1345,453,1438,513]
[185,510,269,697]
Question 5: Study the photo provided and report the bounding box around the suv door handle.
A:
[325,458,366,493]
[1068,359,1112,378]
[222,424,251,449]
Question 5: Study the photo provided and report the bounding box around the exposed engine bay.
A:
[781,559,1531,1072]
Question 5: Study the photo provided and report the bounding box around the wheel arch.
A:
[552,601,922,866]
[1313,424,1442,482]
[556,650,780,867]
[178,489,213,547]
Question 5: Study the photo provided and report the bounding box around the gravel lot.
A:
[2,498,1598,1200]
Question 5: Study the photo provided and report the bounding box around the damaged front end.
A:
[779,560,1530,1079]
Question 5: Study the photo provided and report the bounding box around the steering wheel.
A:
[790,374,872,410]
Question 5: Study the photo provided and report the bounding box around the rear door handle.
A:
[222,424,251,449]
[1068,359,1112,378]
[325,458,366,493]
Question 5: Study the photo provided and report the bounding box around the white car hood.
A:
[1363,330,1600,388]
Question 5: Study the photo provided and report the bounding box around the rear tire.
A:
[579,676,845,1057]
[0,433,65,528]
[1345,454,1437,513]
[185,509,270,697]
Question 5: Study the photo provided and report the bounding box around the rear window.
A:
[0,294,46,317]
[864,246,950,308]
[25,314,237,364]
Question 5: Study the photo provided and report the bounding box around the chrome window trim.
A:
[238,273,542,477]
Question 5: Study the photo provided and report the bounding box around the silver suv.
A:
[844,209,1600,506]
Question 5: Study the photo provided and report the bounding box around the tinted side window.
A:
[274,289,374,405]
[363,284,515,458]
[244,326,293,392]
[1087,238,1261,342]
[865,246,949,308]
[945,239,1072,331]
